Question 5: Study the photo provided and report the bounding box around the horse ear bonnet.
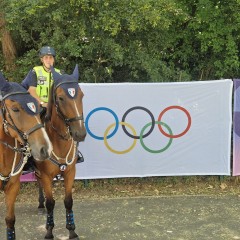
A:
[50,66,62,83]
[51,65,79,99]
[0,72,12,93]
[71,64,79,81]
[0,71,39,115]
[22,70,34,88]
[51,65,79,84]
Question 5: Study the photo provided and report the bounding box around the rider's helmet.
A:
[39,46,56,58]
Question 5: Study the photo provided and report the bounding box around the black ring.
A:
[121,106,155,139]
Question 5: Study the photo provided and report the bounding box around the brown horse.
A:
[33,65,86,240]
[0,72,52,240]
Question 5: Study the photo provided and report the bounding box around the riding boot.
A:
[76,151,84,163]
[22,156,35,174]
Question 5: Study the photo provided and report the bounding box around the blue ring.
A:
[85,107,119,140]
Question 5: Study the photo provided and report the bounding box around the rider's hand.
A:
[40,102,48,108]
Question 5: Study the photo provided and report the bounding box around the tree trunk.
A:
[0,11,17,72]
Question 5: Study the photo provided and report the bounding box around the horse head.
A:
[48,65,86,142]
[0,72,52,161]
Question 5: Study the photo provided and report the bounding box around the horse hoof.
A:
[45,236,54,240]
[69,231,79,240]
[38,207,46,215]
[45,233,54,240]
[69,237,80,240]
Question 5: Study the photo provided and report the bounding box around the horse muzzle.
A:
[27,137,52,161]
[71,128,87,142]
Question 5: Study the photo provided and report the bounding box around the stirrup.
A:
[76,151,84,163]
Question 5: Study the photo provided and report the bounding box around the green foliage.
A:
[1,0,240,82]
[173,0,240,79]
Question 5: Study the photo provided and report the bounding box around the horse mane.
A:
[45,84,54,122]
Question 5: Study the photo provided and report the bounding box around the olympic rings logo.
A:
[85,106,192,154]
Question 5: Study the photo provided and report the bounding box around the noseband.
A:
[1,91,44,145]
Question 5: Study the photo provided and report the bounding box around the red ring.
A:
[158,106,191,138]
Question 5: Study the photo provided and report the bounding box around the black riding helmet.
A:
[39,46,56,58]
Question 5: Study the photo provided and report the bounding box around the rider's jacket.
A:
[34,66,60,103]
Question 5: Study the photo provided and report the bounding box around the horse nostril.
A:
[73,131,86,142]
[40,146,49,160]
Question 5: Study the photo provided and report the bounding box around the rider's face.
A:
[41,55,55,70]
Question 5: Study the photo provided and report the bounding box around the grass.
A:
[1,176,239,204]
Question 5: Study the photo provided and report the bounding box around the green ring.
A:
[140,121,173,153]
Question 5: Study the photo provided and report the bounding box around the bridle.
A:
[0,91,45,182]
[47,81,84,169]
[1,91,44,145]
[51,81,84,139]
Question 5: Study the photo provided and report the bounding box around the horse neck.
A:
[0,120,21,174]
[0,119,15,147]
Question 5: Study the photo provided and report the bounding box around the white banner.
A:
[76,80,232,179]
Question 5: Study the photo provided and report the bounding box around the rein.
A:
[49,122,71,140]
[52,104,83,140]
[0,139,31,182]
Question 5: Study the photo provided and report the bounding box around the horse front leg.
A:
[64,167,79,240]
[36,177,46,214]
[40,175,55,240]
[4,179,20,240]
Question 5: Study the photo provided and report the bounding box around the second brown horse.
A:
[33,65,86,240]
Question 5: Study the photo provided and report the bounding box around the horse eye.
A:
[58,96,64,102]
[12,108,19,112]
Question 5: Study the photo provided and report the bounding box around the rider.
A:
[22,46,61,110]
[22,46,84,166]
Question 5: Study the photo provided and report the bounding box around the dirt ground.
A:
[1,176,240,240]
[2,195,240,240]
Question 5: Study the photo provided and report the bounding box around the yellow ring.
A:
[104,122,137,154]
